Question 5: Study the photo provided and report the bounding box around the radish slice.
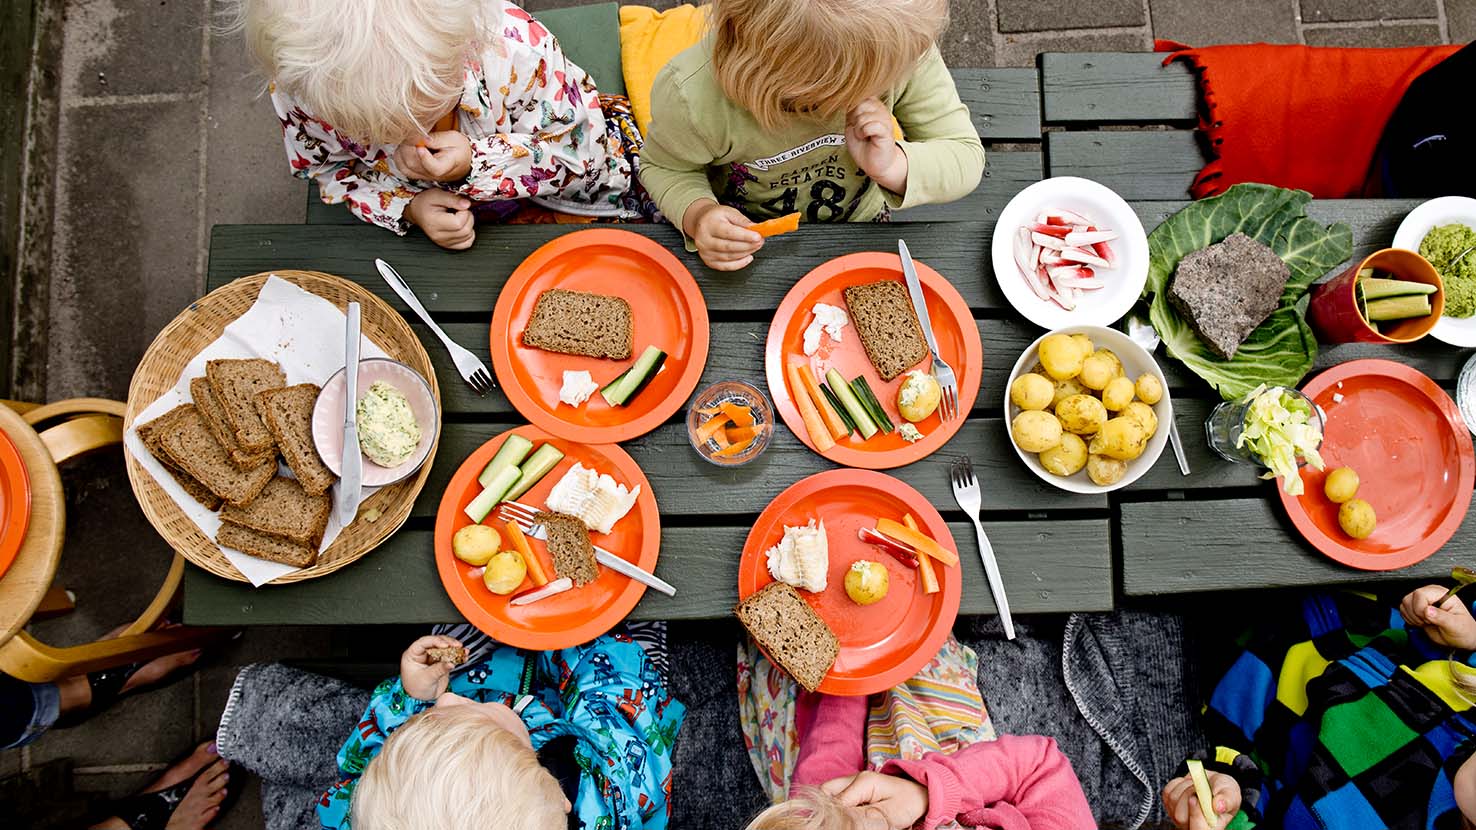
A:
[1059,247,1110,268]
[1041,208,1094,227]
[1039,250,1066,267]
[1064,230,1118,246]
[1093,241,1117,268]
[1014,228,1034,275]
[511,578,574,606]
[1032,232,1068,250]
[1029,223,1072,238]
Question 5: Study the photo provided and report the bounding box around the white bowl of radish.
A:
[990,176,1150,330]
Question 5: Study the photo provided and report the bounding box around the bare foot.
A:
[89,742,229,830]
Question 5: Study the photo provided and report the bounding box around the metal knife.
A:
[898,239,942,356]
[336,302,363,524]
[523,521,677,597]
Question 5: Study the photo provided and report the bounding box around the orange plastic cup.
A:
[1307,248,1444,344]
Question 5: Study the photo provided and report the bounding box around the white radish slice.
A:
[1014,227,1035,276]
[1064,229,1118,246]
[1093,241,1117,268]
[1029,223,1072,238]
[1059,247,1110,268]
[511,578,575,606]
[1032,232,1069,250]
[1042,208,1094,227]
[1039,250,1066,267]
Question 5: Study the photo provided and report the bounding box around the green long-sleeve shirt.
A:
[639,41,985,233]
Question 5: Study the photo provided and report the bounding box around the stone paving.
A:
[4,0,1467,827]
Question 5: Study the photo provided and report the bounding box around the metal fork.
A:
[898,240,959,421]
[949,456,1015,640]
[497,501,676,597]
[375,258,494,396]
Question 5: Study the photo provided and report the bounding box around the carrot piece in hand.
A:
[796,365,848,441]
[877,517,959,567]
[904,514,940,594]
[788,364,836,451]
[751,212,800,238]
[504,521,548,587]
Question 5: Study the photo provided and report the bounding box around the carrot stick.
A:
[788,364,836,451]
[725,424,764,444]
[719,402,756,428]
[751,212,800,238]
[877,517,958,567]
[714,435,757,457]
[505,520,548,587]
[904,514,940,594]
[695,413,732,444]
[796,365,848,441]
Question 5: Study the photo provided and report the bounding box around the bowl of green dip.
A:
[1395,196,1476,347]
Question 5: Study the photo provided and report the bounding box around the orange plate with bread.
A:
[434,424,660,649]
[764,252,982,469]
[738,469,962,696]
[490,229,710,444]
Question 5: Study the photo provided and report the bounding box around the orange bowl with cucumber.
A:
[1307,248,1444,344]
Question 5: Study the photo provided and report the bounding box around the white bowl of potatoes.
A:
[1004,325,1171,494]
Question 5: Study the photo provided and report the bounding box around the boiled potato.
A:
[1102,377,1136,411]
[1038,334,1086,380]
[1070,333,1095,357]
[844,560,889,605]
[1010,373,1055,411]
[453,524,501,566]
[1086,454,1128,486]
[1079,353,1118,391]
[1122,401,1159,438]
[1012,410,1064,453]
[1324,467,1360,504]
[1040,433,1088,476]
[897,371,941,422]
[1134,373,1163,405]
[1097,417,1149,460]
[482,550,527,595]
[1338,498,1376,539]
[1051,377,1089,409]
[1095,349,1126,377]
[1056,394,1108,436]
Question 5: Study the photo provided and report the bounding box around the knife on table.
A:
[898,239,942,356]
[336,302,363,524]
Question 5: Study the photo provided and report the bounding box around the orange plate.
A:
[434,425,660,648]
[0,426,31,582]
[765,252,983,469]
[490,229,710,444]
[1280,360,1474,571]
[738,470,962,696]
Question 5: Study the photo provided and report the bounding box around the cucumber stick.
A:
[1359,276,1437,300]
[465,466,520,522]
[819,383,857,435]
[478,434,534,488]
[601,346,667,407]
[825,369,877,438]
[850,378,894,434]
[505,444,565,502]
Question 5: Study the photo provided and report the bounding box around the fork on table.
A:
[375,258,494,396]
[949,455,1015,640]
[496,501,676,597]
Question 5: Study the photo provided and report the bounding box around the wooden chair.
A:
[0,398,223,682]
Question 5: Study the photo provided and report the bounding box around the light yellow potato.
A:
[1134,373,1164,405]
[1056,394,1108,436]
[453,524,501,566]
[1096,349,1126,377]
[1039,433,1088,476]
[1078,354,1116,391]
[1086,454,1128,486]
[1338,498,1376,539]
[1324,467,1360,504]
[1012,410,1064,453]
[1122,401,1159,438]
[844,560,890,605]
[1038,334,1086,380]
[482,550,527,595]
[897,372,941,422]
[1098,417,1149,460]
[1102,377,1136,411]
[1070,333,1095,356]
[1010,373,1055,412]
[1051,377,1089,409]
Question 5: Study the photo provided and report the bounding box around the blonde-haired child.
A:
[640,0,984,271]
[236,0,639,250]
[316,632,684,829]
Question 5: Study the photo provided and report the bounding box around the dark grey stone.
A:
[61,0,205,98]
[29,678,194,768]
[940,0,997,67]
[996,30,1151,67]
[1448,1,1476,43]
[997,0,1145,33]
[1303,22,1445,46]
[1301,0,1439,23]
[1151,0,1301,45]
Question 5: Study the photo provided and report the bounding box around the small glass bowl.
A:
[1204,386,1325,467]
[686,380,773,467]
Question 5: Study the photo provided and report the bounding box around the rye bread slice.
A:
[206,358,285,453]
[136,407,223,510]
[157,406,275,508]
[191,377,274,468]
[1167,233,1290,360]
[735,582,838,693]
[257,384,336,496]
[426,646,468,665]
[219,475,330,547]
[536,511,599,586]
[521,289,633,360]
[217,521,316,568]
[842,281,929,381]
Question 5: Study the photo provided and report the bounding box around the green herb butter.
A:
[356,381,421,467]
[1419,223,1476,318]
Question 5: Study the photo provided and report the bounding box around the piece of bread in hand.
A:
[426,646,468,666]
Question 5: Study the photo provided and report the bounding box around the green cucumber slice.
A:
[825,368,877,438]
[601,346,667,406]
[850,377,894,434]
[819,383,856,435]
[464,465,521,523]
[478,434,534,488]
[504,444,565,502]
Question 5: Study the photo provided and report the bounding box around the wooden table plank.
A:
[1040,52,1197,125]
[1120,499,1476,596]
[952,68,1042,141]
[1046,131,1202,201]
[182,518,1113,625]
[895,151,1042,222]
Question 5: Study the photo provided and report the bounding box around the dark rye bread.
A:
[257,384,336,496]
[136,407,222,510]
[206,358,285,453]
[219,475,330,547]
[426,646,468,665]
[521,289,633,360]
[735,582,838,693]
[842,281,929,381]
[157,406,275,508]
[217,521,316,568]
[191,378,274,468]
[537,511,599,586]
[1167,233,1291,360]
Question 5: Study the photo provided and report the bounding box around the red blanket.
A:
[1157,40,1459,199]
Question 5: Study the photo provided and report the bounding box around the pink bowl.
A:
[312,358,439,486]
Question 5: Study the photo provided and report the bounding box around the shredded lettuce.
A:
[1236,384,1325,495]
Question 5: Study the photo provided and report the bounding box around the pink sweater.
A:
[791,693,1096,830]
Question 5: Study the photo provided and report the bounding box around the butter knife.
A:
[336,302,363,524]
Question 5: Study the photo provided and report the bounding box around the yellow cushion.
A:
[619,4,708,136]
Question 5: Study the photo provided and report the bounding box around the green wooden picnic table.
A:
[180,50,1476,627]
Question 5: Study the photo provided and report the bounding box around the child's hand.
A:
[1162,770,1239,830]
[400,635,464,700]
[821,771,929,830]
[395,131,473,183]
[1401,585,1476,649]
[406,189,476,250]
[682,200,763,271]
[846,98,908,196]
